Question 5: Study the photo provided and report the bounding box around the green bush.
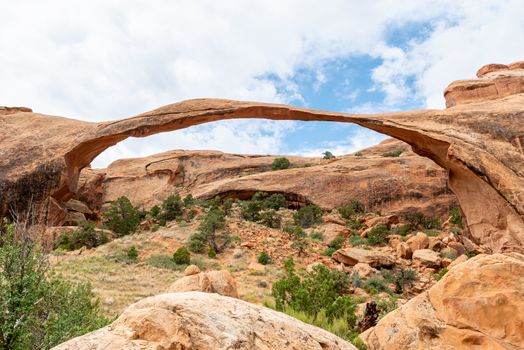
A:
[272,157,291,170]
[102,196,141,236]
[150,205,161,218]
[383,149,403,157]
[322,151,335,159]
[127,245,138,261]
[434,267,448,281]
[0,220,109,349]
[363,276,391,295]
[328,236,345,250]
[259,209,282,229]
[207,248,217,258]
[338,200,365,219]
[188,208,230,254]
[55,221,109,251]
[239,192,286,223]
[257,251,271,265]
[160,194,184,221]
[324,247,336,257]
[310,231,324,241]
[392,223,411,236]
[294,204,323,228]
[394,268,417,293]
[449,206,462,227]
[404,212,441,230]
[283,224,306,239]
[367,224,390,246]
[349,234,368,247]
[291,240,308,256]
[173,246,191,265]
[271,257,363,345]
[147,254,184,270]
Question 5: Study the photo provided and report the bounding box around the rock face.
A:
[77,138,455,218]
[1,61,524,253]
[361,253,524,349]
[53,292,356,350]
[167,270,239,298]
[332,248,395,268]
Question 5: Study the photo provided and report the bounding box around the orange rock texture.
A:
[1,61,523,253]
[76,138,455,218]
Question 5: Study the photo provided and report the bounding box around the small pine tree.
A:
[272,157,290,170]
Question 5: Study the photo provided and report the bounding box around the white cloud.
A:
[291,129,388,158]
[371,0,524,108]
[1,1,523,167]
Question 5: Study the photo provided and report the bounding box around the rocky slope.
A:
[361,253,524,349]
[1,61,523,253]
[52,292,356,350]
[75,138,455,218]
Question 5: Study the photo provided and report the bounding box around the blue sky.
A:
[1,1,523,167]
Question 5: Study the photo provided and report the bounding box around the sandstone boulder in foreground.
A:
[53,292,356,350]
[361,253,524,349]
[167,269,239,298]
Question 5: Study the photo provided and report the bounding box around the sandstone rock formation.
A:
[76,138,455,218]
[167,269,239,298]
[361,253,524,349]
[1,61,524,253]
[53,292,356,350]
[332,248,395,268]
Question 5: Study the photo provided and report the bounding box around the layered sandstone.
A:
[361,253,524,349]
[76,139,455,218]
[1,61,524,253]
[52,292,356,350]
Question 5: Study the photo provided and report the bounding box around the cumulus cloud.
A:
[292,129,388,158]
[1,1,522,167]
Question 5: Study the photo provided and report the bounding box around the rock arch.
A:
[1,62,523,252]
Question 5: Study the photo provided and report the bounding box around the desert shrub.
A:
[291,240,308,256]
[375,295,398,318]
[324,247,336,257]
[367,224,390,246]
[322,151,335,159]
[392,223,411,236]
[404,212,441,230]
[440,250,457,260]
[383,149,403,157]
[449,206,463,227]
[347,218,364,230]
[259,209,282,229]
[257,251,271,265]
[183,194,194,207]
[150,205,161,218]
[434,267,448,281]
[55,221,108,251]
[328,236,345,250]
[0,220,109,349]
[363,275,391,295]
[394,268,417,293]
[159,194,184,221]
[173,246,191,265]
[283,224,306,239]
[272,157,290,170]
[222,198,234,214]
[127,245,138,261]
[422,229,438,237]
[310,231,324,241]
[147,254,184,270]
[294,204,323,228]
[465,250,477,258]
[271,257,363,345]
[349,234,368,247]
[188,208,230,254]
[102,196,141,236]
[338,200,365,219]
[354,152,363,157]
[239,192,287,224]
[207,248,217,258]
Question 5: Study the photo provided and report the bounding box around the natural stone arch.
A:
[1,64,523,253]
